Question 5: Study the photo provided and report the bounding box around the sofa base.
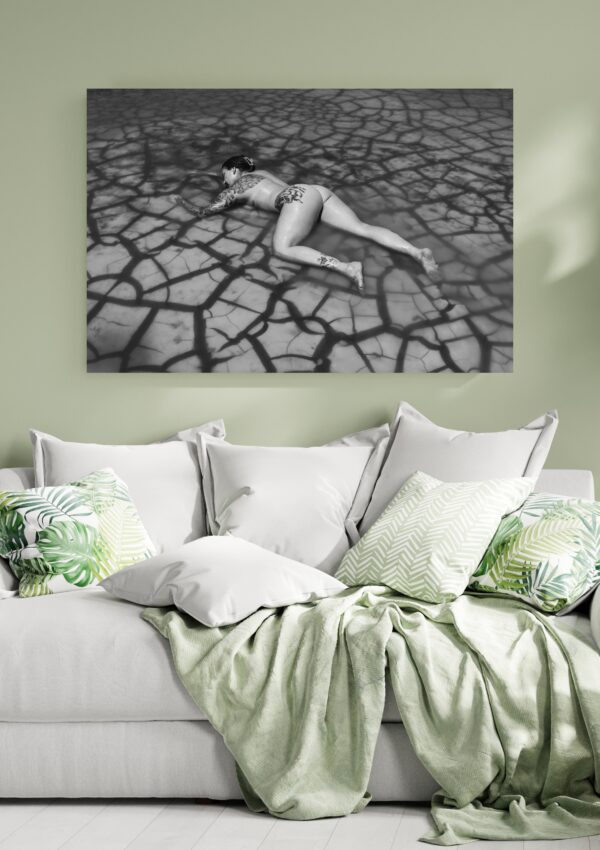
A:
[0,720,437,801]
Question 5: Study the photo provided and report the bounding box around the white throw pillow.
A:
[198,435,378,573]
[30,421,225,553]
[101,536,346,627]
[360,402,558,532]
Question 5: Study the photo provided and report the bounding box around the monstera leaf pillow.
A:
[0,468,155,597]
[469,492,600,613]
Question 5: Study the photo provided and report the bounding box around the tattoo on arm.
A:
[201,175,264,217]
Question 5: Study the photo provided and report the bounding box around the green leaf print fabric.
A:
[470,492,600,612]
[0,468,155,596]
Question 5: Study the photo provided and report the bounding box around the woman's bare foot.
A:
[345,261,364,294]
[418,248,442,283]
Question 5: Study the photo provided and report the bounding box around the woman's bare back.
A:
[225,170,288,213]
[217,171,332,213]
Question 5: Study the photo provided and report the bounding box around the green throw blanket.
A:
[144,587,600,844]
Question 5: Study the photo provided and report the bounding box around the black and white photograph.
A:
[87,88,513,373]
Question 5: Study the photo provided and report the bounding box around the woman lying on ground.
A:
[170,155,443,295]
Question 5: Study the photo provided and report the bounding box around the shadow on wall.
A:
[514,102,600,478]
[518,104,599,285]
[516,102,600,368]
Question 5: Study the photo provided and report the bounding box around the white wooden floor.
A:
[0,800,596,849]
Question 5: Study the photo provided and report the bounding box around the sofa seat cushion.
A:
[0,588,404,724]
[0,588,201,722]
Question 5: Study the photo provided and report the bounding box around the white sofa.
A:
[0,467,595,800]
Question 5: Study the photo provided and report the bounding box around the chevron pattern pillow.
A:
[469,492,600,613]
[335,471,534,603]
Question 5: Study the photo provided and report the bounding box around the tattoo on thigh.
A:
[318,255,338,270]
[275,186,306,210]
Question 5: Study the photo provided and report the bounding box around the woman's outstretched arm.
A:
[171,174,264,217]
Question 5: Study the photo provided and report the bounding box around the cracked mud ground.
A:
[87,89,513,373]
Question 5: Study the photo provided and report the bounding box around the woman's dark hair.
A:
[221,155,255,173]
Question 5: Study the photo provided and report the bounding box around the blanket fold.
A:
[144,587,600,844]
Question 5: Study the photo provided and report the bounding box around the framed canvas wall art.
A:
[87,88,513,373]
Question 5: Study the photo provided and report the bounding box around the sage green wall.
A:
[1,0,599,482]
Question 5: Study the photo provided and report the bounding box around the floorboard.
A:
[128,802,224,850]
[0,805,48,844]
[0,803,105,850]
[324,804,403,850]
[191,803,276,850]
[0,801,595,849]
[58,801,167,850]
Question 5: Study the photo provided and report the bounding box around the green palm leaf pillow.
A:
[335,471,533,603]
[470,492,600,613]
[0,468,155,597]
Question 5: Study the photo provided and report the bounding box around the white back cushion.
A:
[361,402,558,531]
[198,438,373,573]
[30,422,225,553]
